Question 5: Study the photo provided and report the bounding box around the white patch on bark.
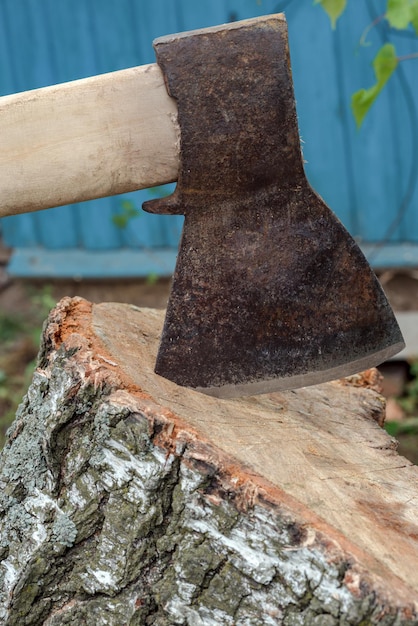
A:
[91,569,117,588]
[187,518,278,584]
[2,561,18,590]
[67,483,87,508]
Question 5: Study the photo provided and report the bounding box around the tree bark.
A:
[0,296,417,625]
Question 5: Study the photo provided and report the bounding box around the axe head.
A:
[144,15,404,398]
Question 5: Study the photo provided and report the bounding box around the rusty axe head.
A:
[144,15,404,397]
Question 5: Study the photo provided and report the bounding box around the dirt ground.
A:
[377,269,418,311]
[0,275,172,316]
[0,242,172,313]
[2,260,418,315]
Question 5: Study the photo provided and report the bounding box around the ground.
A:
[1,240,418,462]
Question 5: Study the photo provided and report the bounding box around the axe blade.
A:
[144,15,404,398]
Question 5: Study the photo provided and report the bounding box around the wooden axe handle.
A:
[0,63,179,217]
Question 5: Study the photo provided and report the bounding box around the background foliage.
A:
[317,0,418,125]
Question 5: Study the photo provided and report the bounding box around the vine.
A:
[315,0,418,126]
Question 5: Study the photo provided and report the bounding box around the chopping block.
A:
[0,298,417,625]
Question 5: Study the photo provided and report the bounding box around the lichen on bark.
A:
[0,300,416,625]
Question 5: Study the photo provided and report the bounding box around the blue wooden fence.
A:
[1,0,417,276]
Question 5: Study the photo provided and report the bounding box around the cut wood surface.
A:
[0,297,417,624]
[92,303,418,596]
[0,64,179,217]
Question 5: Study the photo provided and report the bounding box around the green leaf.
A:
[386,0,411,29]
[351,43,398,127]
[112,199,141,229]
[146,272,159,285]
[120,200,140,216]
[411,0,418,34]
[314,0,347,28]
[410,359,418,377]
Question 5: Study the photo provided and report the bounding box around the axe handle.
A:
[0,64,179,217]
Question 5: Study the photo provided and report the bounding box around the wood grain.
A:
[92,302,418,606]
[0,64,179,217]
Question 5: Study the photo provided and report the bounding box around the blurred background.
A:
[1,0,418,458]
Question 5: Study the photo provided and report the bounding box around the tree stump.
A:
[0,297,417,625]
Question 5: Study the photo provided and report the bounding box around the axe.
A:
[0,14,404,398]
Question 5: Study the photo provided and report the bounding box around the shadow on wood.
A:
[0,297,417,624]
